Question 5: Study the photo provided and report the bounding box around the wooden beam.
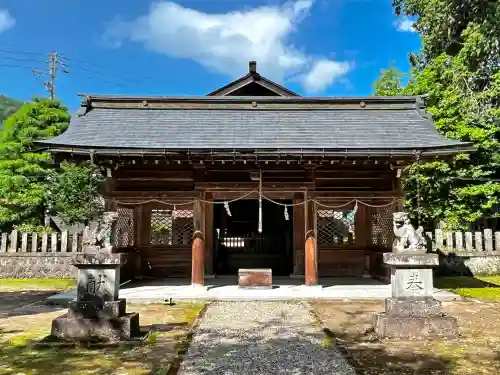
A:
[115,177,195,182]
[110,191,202,198]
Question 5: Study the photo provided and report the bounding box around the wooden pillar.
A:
[103,172,116,211]
[394,174,404,211]
[133,205,144,277]
[204,192,214,275]
[304,199,318,286]
[191,200,205,286]
[292,192,305,276]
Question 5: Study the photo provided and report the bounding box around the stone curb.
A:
[167,302,211,374]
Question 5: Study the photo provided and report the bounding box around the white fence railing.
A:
[1,228,500,255]
[0,230,83,253]
[426,229,500,253]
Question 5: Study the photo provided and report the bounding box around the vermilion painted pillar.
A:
[191,200,205,286]
[305,230,318,286]
[191,231,205,286]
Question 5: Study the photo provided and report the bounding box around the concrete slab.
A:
[46,277,462,305]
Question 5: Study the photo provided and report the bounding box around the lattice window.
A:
[371,205,395,248]
[317,209,356,246]
[150,209,194,245]
[115,207,135,247]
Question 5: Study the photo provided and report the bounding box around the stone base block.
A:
[385,297,441,317]
[68,299,126,318]
[374,312,458,340]
[238,268,272,288]
[51,312,141,342]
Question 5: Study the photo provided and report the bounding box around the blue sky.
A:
[0,0,420,111]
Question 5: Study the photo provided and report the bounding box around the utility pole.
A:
[33,51,68,99]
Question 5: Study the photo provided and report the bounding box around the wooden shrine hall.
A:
[39,61,473,286]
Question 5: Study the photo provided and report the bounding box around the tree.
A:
[375,0,500,229]
[47,161,106,226]
[0,99,70,230]
[372,63,414,96]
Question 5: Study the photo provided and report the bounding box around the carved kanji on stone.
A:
[405,272,424,291]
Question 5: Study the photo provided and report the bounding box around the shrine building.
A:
[38,61,474,286]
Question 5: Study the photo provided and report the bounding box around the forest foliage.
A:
[0,99,104,231]
[374,0,500,229]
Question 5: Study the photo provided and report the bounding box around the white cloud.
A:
[103,0,351,92]
[0,9,15,33]
[395,17,416,32]
[301,59,351,93]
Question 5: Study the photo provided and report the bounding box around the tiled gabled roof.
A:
[206,61,299,97]
[38,95,473,157]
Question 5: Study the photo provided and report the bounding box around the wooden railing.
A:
[427,229,500,254]
[1,228,500,255]
[0,230,82,253]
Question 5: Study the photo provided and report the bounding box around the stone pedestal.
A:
[373,252,458,340]
[50,252,142,342]
[238,268,272,289]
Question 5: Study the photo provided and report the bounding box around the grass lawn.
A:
[311,300,500,375]
[0,301,205,375]
[435,276,500,300]
[0,278,76,292]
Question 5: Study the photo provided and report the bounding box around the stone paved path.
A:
[177,301,357,375]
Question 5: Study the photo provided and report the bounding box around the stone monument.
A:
[373,212,458,339]
[50,211,142,342]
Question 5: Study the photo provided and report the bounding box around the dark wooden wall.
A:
[111,160,399,278]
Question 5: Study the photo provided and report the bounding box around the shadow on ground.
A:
[168,311,469,375]
[0,302,204,375]
[434,276,500,289]
[323,326,455,375]
[0,291,64,318]
[311,300,500,375]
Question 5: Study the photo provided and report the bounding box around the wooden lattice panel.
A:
[150,209,193,246]
[317,209,356,246]
[115,207,135,247]
[371,205,395,248]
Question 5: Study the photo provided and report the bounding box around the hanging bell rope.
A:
[352,201,358,215]
[224,201,232,217]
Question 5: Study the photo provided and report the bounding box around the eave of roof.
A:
[38,145,476,158]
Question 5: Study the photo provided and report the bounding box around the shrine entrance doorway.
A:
[213,199,293,276]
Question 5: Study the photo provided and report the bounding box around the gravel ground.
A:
[177,301,357,375]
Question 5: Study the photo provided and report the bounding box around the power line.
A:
[72,72,129,90]
[0,55,47,64]
[0,47,47,57]
[0,64,39,70]
[64,62,144,87]
[0,47,148,95]
[59,55,159,84]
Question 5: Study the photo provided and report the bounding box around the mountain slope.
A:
[0,95,23,126]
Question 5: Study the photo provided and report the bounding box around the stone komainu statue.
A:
[392,212,427,253]
[82,211,119,253]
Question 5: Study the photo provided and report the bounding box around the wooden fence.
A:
[0,230,83,253]
[1,228,500,255]
[427,229,500,253]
